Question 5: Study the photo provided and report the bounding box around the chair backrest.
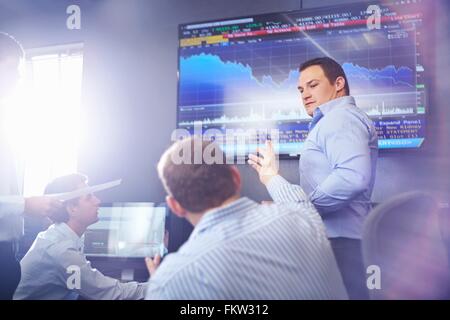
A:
[363,191,450,300]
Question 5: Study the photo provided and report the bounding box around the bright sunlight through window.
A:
[6,43,84,196]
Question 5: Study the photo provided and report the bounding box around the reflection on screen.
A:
[83,204,166,258]
[177,0,432,155]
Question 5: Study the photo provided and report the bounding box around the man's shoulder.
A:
[320,102,373,132]
[32,226,78,256]
[21,229,76,273]
[326,102,360,119]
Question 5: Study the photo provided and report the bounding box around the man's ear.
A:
[229,165,241,194]
[335,76,346,94]
[166,195,187,218]
[65,202,77,219]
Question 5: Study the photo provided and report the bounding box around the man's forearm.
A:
[309,167,370,213]
[266,175,309,203]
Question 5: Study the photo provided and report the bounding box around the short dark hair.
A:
[158,137,237,213]
[44,173,88,223]
[300,57,350,95]
[0,32,24,62]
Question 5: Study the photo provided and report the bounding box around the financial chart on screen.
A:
[177,1,431,156]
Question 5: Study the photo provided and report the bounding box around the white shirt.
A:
[14,223,148,300]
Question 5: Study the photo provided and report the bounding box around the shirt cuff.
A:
[0,196,25,218]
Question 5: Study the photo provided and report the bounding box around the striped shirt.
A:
[146,192,348,300]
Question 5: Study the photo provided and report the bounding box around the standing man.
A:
[0,32,62,299]
[249,57,378,299]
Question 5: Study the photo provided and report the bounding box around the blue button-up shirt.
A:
[268,96,378,239]
[146,195,347,300]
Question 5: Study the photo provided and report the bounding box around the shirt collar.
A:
[55,222,84,251]
[189,197,258,240]
[317,95,356,116]
[312,107,323,118]
[308,108,324,132]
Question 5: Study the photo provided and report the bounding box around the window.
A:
[6,43,84,196]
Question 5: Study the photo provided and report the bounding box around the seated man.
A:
[145,137,348,300]
[14,174,147,300]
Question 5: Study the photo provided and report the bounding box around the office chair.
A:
[362,191,450,300]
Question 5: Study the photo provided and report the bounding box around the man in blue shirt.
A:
[145,137,347,300]
[249,57,378,299]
